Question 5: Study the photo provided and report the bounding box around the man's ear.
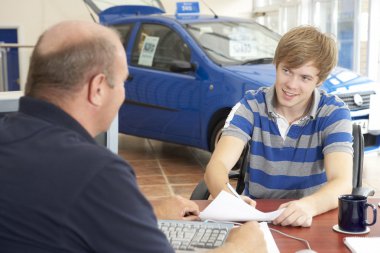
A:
[88,73,106,106]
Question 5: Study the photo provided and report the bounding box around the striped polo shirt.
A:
[222,86,353,199]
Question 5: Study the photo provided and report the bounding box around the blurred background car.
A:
[86,1,380,153]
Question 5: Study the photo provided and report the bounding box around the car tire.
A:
[209,120,225,152]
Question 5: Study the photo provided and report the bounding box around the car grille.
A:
[336,91,375,111]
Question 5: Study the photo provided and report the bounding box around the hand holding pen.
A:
[226,182,241,198]
[226,182,256,207]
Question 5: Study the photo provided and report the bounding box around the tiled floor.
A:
[118,134,209,200]
[118,134,380,200]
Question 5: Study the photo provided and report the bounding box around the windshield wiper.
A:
[202,46,238,62]
[242,57,273,65]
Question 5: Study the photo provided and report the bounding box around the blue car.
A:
[93,3,380,152]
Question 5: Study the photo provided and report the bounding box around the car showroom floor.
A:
[118,134,380,201]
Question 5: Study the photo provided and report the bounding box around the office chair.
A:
[190,124,375,200]
[351,124,375,196]
[190,143,250,200]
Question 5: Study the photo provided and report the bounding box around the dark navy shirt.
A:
[0,96,174,253]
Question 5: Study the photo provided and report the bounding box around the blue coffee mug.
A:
[338,194,377,232]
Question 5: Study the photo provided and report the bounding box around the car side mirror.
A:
[170,60,195,73]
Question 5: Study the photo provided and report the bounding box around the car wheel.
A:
[209,120,225,152]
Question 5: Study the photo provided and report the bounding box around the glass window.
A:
[186,21,280,66]
[131,23,191,72]
[313,0,358,71]
[113,24,134,47]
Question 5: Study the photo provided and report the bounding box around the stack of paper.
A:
[344,237,380,253]
[199,190,284,222]
[199,191,282,253]
[260,222,280,253]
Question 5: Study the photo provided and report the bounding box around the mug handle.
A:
[365,203,377,226]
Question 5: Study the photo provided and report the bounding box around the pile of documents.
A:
[199,191,283,253]
[200,190,284,222]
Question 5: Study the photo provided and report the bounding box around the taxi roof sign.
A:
[176,2,200,15]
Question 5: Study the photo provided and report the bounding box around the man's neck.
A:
[275,99,312,124]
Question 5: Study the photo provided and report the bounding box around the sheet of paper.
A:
[260,222,280,253]
[344,237,380,253]
[199,190,284,222]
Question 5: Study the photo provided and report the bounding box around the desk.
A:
[194,198,380,253]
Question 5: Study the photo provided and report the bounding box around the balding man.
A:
[0,21,267,253]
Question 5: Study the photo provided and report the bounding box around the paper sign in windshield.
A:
[138,36,159,66]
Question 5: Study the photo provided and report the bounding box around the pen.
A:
[226,182,241,199]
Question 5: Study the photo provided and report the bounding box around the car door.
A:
[119,22,204,146]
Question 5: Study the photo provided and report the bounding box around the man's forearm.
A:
[301,178,352,216]
[204,160,231,198]
[304,151,353,216]
[204,135,247,198]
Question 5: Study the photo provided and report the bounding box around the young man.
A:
[0,21,266,252]
[204,26,353,227]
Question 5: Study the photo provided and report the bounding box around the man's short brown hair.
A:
[273,25,337,83]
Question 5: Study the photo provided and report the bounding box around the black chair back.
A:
[236,143,250,194]
[352,123,363,188]
[351,124,374,196]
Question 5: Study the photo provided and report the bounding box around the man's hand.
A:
[273,200,313,227]
[222,221,267,253]
[152,195,200,221]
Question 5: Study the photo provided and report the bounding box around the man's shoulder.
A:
[316,90,350,118]
[60,137,130,174]
[242,87,271,108]
[319,89,347,107]
[1,112,50,140]
[27,119,131,176]
[244,87,269,98]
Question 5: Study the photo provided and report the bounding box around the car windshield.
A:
[185,21,280,66]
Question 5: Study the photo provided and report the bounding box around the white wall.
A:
[0,0,93,89]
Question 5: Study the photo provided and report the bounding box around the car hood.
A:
[223,64,276,87]
[223,65,376,94]
[325,67,377,94]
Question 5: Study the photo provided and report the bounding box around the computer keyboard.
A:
[158,220,233,252]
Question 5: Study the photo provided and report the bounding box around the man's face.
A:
[274,61,320,115]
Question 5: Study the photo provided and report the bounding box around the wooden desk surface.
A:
[195,198,380,253]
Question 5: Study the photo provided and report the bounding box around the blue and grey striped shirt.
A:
[222,86,353,199]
